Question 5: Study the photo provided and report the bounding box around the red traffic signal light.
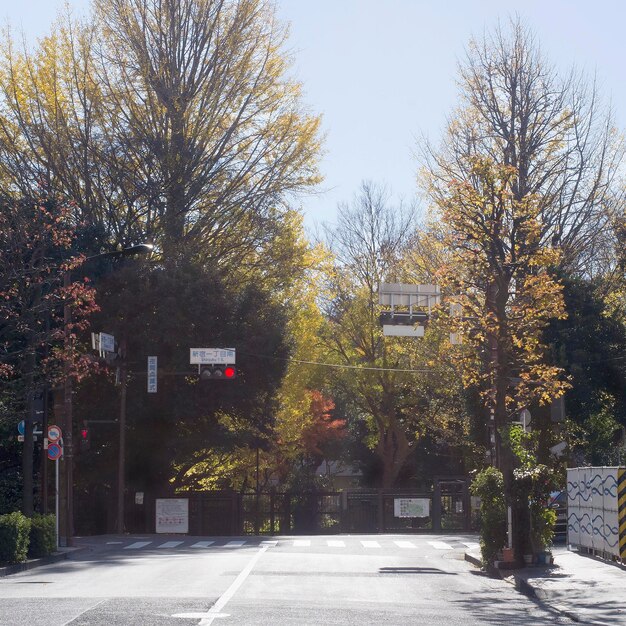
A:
[79,425,90,452]
[200,365,237,380]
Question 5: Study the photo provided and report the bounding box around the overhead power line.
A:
[238,351,433,373]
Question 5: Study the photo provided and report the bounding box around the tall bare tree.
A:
[322,182,419,487]
[425,19,625,275]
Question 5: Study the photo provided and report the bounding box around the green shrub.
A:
[0,512,31,565]
[470,467,507,566]
[28,514,56,558]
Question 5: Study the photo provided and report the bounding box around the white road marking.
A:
[173,613,229,620]
[293,539,311,547]
[106,541,123,544]
[124,541,152,549]
[172,545,269,625]
[261,540,278,547]
[394,540,416,549]
[327,540,345,547]
[191,541,215,548]
[158,541,184,549]
[463,542,480,550]
[429,541,454,550]
[361,540,380,548]
[224,540,246,548]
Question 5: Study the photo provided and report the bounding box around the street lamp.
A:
[62,243,153,546]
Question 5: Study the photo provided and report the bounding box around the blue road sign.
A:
[17,420,25,436]
[47,442,63,461]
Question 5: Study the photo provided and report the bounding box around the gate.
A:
[118,477,471,536]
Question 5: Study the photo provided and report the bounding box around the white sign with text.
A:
[155,498,189,533]
[393,498,430,518]
[190,348,236,364]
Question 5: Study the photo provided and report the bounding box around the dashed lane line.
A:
[191,541,215,548]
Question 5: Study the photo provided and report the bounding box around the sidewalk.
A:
[466,546,626,625]
[0,546,80,577]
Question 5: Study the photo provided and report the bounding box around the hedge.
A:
[0,512,31,565]
[28,514,56,558]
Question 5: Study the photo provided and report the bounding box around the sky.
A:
[2,0,625,232]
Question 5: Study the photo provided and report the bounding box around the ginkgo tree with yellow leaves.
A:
[431,157,569,468]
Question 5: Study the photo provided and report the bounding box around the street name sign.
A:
[190,348,236,364]
[147,356,157,393]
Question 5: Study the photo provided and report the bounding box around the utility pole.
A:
[60,243,153,545]
[117,337,128,534]
[62,270,75,546]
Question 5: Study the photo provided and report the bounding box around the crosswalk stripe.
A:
[394,541,416,549]
[124,541,152,549]
[429,541,453,550]
[361,540,380,548]
[191,541,215,548]
[261,540,278,547]
[225,541,246,548]
[158,541,184,549]
[462,542,479,550]
[293,540,311,547]
[327,540,345,547]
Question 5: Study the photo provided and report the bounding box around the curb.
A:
[513,574,583,623]
[464,551,482,568]
[0,548,75,577]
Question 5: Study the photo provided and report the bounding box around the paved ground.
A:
[0,533,575,625]
[503,547,626,625]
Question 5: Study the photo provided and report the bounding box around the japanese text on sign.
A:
[189,348,236,364]
[393,498,430,518]
[147,356,157,393]
[155,498,189,533]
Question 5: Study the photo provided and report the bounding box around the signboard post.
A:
[155,498,189,534]
[46,428,63,549]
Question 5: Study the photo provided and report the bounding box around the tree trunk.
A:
[377,420,411,488]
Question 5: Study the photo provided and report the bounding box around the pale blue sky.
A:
[3,1,625,231]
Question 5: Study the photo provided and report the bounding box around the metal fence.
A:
[77,477,472,536]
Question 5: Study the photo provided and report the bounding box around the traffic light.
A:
[199,364,237,380]
[79,425,90,452]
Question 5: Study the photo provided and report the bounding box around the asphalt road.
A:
[0,533,574,625]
